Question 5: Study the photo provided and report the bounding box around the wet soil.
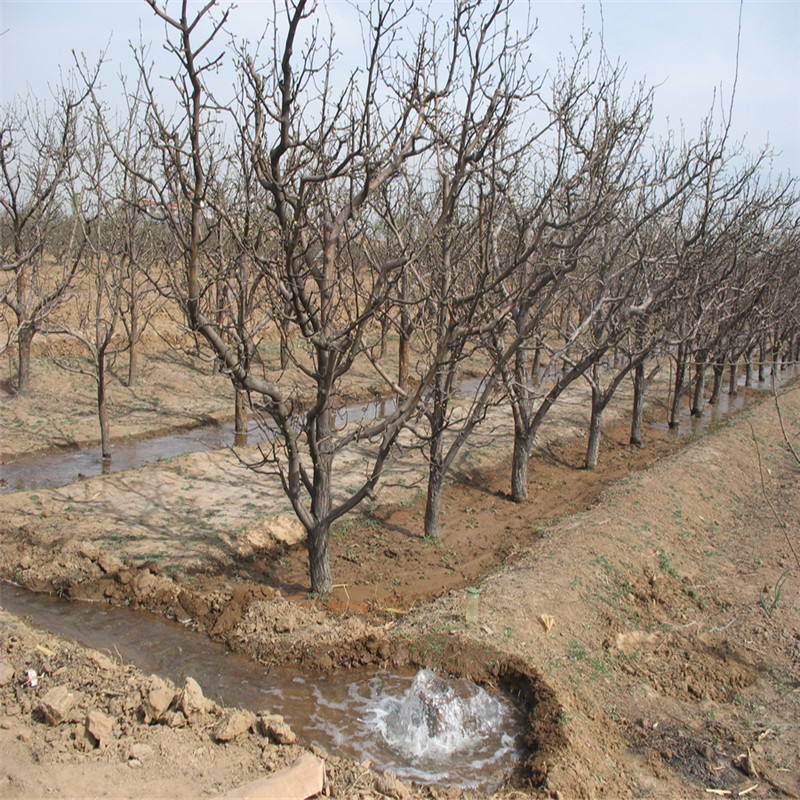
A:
[1,350,799,798]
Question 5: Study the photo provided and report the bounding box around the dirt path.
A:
[1,353,799,798]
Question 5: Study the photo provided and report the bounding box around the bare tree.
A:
[133,0,540,592]
[43,108,131,464]
[0,75,94,395]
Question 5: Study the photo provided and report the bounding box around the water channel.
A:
[0,582,526,789]
[0,395,397,494]
[3,366,795,495]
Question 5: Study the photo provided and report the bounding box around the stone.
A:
[129,743,154,762]
[88,652,116,672]
[375,771,412,800]
[273,613,296,634]
[133,570,157,594]
[72,721,96,752]
[85,710,114,748]
[163,710,187,728]
[77,541,100,561]
[141,675,175,723]
[0,662,14,687]
[97,552,123,575]
[213,709,256,742]
[239,514,305,556]
[39,686,75,725]
[214,752,325,800]
[257,713,297,745]
[179,677,212,725]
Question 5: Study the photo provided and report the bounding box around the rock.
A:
[273,612,296,634]
[129,743,154,762]
[211,604,243,637]
[238,514,304,557]
[179,677,215,725]
[213,709,256,742]
[88,652,116,672]
[215,752,325,800]
[72,722,95,752]
[142,675,175,724]
[163,710,187,728]
[39,686,75,725]
[178,590,211,619]
[116,568,134,585]
[141,675,175,723]
[0,662,14,686]
[85,710,114,748]
[97,552,123,575]
[257,713,297,745]
[133,569,157,594]
[77,541,100,561]
[375,771,412,800]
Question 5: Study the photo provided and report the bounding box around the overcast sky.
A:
[1,0,798,177]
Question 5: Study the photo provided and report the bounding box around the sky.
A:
[1,0,799,178]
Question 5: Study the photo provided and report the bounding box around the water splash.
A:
[366,668,524,788]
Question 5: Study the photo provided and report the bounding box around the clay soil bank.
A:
[1,352,799,799]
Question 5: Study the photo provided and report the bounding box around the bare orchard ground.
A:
[1,347,799,798]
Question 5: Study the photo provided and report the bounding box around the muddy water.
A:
[0,396,397,494]
[0,582,525,789]
[653,365,798,436]
[3,367,795,492]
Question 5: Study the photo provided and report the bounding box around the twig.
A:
[332,583,350,617]
[708,616,737,633]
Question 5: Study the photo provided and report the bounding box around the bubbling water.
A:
[366,669,524,788]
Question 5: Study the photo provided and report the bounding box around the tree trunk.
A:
[398,329,409,391]
[98,351,111,464]
[127,297,140,387]
[744,349,753,387]
[585,385,603,470]
[510,426,531,502]
[280,316,291,371]
[127,340,139,387]
[709,360,724,405]
[424,447,445,541]
[630,361,645,446]
[234,386,248,446]
[758,342,766,383]
[307,395,334,595]
[16,325,34,397]
[379,315,390,358]
[423,365,448,540]
[530,343,542,384]
[771,329,781,379]
[306,519,333,595]
[691,349,708,417]
[669,344,687,429]
[728,361,739,396]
